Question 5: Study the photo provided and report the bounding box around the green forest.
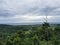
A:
[0,23,60,45]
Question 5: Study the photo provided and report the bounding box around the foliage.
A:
[0,24,60,45]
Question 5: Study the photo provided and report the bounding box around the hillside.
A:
[0,24,60,45]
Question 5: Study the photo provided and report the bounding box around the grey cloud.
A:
[0,9,16,17]
[38,6,60,16]
[0,0,60,17]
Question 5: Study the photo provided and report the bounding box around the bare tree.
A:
[46,15,48,23]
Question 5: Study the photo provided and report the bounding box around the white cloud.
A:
[0,0,60,23]
[0,14,59,23]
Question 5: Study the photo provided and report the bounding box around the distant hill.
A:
[0,24,11,26]
[0,22,60,26]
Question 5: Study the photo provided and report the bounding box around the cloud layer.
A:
[0,0,60,23]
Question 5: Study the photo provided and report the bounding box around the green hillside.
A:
[0,23,60,45]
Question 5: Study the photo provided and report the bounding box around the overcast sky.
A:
[0,0,60,24]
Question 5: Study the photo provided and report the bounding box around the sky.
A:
[0,0,60,24]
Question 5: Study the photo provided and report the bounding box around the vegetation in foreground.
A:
[0,23,60,45]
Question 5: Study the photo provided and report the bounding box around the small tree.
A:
[42,15,51,41]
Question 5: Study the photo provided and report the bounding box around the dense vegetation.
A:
[0,23,60,45]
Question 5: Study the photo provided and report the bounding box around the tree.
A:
[42,18,51,41]
[0,41,5,45]
[6,36,13,45]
